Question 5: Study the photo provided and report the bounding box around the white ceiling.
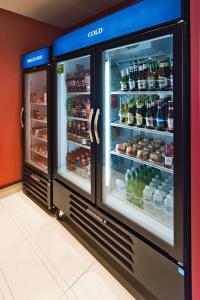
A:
[0,0,126,29]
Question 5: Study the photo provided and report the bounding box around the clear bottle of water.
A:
[143,186,153,214]
[164,193,174,226]
[153,189,164,219]
[158,185,166,198]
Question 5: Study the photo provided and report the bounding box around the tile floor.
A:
[0,189,135,300]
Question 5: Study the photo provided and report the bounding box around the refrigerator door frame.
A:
[53,47,96,204]
[95,22,189,263]
[22,65,52,181]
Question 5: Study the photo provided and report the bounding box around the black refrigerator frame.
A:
[53,47,96,204]
[22,63,53,209]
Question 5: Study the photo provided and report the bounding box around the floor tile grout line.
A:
[0,235,31,258]
[27,239,69,294]
[31,236,95,293]
[0,286,5,300]
[68,260,96,290]
[0,267,15,300]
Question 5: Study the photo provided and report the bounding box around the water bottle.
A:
[164,194,174,225]
[143,186,153,213]
[153,189,164,219]
[158,185,166,198]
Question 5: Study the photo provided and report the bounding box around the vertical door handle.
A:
[20,107,24,128]
[88,108,94,143]
[94,108,100,144]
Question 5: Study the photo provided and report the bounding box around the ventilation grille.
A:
[23,167,50,207]
[68,194,135,274]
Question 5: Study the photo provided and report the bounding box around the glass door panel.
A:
[102,35,174,245]
[57,55,92,194]
[24,70,48,174]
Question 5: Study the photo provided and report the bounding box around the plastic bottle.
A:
[164,193,174,225]
[158,185,166,198]
[125,170,134,203]
[143,186,153,213]
[153,189,164,218]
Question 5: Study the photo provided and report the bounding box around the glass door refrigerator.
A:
[52,1,190,299]
[53,49,96,203]
[22,48,52,209]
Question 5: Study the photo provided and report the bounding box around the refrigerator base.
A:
[23,166,52,210]
[53,179,185,300]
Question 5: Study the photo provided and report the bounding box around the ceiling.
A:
[0,0,128,29]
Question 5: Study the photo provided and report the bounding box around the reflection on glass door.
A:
[57,55,92,194]
[102,35,174,245]
[25,70,48,174]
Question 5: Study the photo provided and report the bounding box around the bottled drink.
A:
[120,69,129,91]
[156,100,165,131]
[127,99,134,126]
[133,61,139,90]
[125,170,134,203]
[146,101,154,129]
[138,63,147,91]
[119,98,126,123]
[147,63,157,90]
[129,63,136,91]
[158,59,170,90]
[170,59,173,91]
[136,101,143,127]
[153,189,164,218]
[124,97,129,123]
[167,101,174,132]
[143,186,153,213]
[85,98,91,119]
[164,144,173,169]
[164,193,174,225]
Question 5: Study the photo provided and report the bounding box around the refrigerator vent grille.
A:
[23,167,50,207]
[69,195,134,274]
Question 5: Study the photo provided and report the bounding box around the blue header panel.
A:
[22,47,49,70]
[53,0,181,57]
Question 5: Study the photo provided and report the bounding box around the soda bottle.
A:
[120,69,129,91]
[167,101,174,132]
[136,100,143,127]
[138,63,147,91]
[127,98,134,126]
[146,101,154,129]
[129,63,136,91]
[164,144,173,169]
[85,97,91,119]
[147,62,157,91]
[156,100,165,131]
[119,98,126,123]
[133,61,139,90]
[125,170,134,203]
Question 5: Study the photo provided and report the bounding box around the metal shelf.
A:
[31,118,47,124]
[67,91,90,96]
[68,116,89,122]
[67,139,90,150]
[110,121,173,137]
[31,149,48,159]
[31,135,47,143]
[110,150,173,174]
[31,102,47,106]
[110,90,173,96]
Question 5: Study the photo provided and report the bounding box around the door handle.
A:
[20,107,24,128]
[88,108,94,143]
[94,108,100,144]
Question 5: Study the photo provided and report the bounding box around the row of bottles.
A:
[120,58,173,92]
[119,94,173,132]
[125,165,173,224]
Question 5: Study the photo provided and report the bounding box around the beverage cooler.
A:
[22,48,52,209]
[53,1,190,299]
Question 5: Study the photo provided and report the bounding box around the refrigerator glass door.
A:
[24,70,48,174]
[56,55,92,194]
[102,35,174,246]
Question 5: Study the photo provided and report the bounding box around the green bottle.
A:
[125,170,134,203]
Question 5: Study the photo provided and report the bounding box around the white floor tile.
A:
[0,240,63,300]
[32,224,94,286]
[0,205,25,255]
[0,268,13,300]
[1,191,51,237]
[60,290,78,300]
[71,262,135,300]
[29,239,69,292]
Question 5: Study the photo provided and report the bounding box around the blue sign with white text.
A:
[53,0,181,57]
[22,47,49,69]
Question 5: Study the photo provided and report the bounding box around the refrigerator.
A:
[53,1,190,299]
[22,48,52,210]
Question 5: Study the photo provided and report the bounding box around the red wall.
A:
[190,0,200,299]
[0,9,64,188]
